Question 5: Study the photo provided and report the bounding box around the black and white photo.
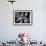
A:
[13,10,32,25]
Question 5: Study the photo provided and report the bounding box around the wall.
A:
[0,0,46,42]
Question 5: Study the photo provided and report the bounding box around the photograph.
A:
[13,10,32,25]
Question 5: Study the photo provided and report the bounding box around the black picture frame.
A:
[13,10,33,26]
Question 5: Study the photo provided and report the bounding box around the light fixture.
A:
[8,0,16,4]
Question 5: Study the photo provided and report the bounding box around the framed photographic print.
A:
[13,10,33,25]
